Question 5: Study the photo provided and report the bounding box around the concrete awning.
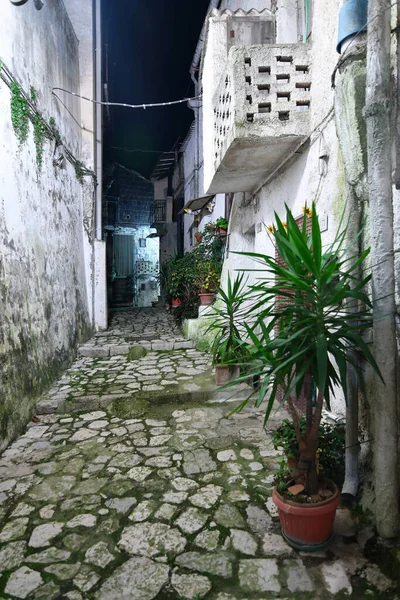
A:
[179,195,215,214]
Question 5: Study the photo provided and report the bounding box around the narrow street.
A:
[0,310,395,599]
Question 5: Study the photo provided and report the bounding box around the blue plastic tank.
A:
[337,0,368,54]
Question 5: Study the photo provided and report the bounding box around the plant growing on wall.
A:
[33,115,45,170]
[75,161,84,184]
[30,86,37,103]
[10,81,29,146]
[1,57,95,179]
[49,116,62,146]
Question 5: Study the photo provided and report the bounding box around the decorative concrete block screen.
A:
[209,44,311,193]
[213,44,311,160]
[136,260,156,275]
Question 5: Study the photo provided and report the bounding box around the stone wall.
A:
[0,0,95,450]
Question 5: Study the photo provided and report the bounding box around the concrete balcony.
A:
[207,44,311,194]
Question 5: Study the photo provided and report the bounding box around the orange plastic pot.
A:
[272,483,340,550]
[199,292,214,305]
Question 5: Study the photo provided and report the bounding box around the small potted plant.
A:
[206,273,250,384]
[216,217,229,237]
[194,232,203,243]
[235,203,380,550]
[165,255,184,307]
[196,260,220,306]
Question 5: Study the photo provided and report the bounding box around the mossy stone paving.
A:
[0,309,398,599]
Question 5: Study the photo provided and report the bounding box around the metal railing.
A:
[151,199,167,223]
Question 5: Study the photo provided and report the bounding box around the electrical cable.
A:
[52,88,202,110]
[110,146,171,154]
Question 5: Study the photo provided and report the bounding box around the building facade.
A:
[0,0,106,450]
[104,164,159,308]
[177,0,400,530]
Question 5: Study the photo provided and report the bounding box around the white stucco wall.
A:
[219,0,346,415]
[0,0,96,449]
[183,128,196,252]
[63,0,107,331]
[191,0,348,415]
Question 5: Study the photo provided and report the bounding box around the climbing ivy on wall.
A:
[0,58,95,181]
[33,114,45,170]
[10,81,29,146]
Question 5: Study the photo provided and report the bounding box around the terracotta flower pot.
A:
[195,233,203,243]
[216,227,227,237]
[215,364,240,386]
[199,292,214,306]
[171,298,182,307]
[272,482,340,551]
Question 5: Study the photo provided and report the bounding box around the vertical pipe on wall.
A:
[304,0,309,42]
[366,0,398,539]
[94,0,102,241]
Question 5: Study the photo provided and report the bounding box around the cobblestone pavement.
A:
[0,309,398,599]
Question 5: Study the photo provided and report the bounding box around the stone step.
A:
[78,338,196,358]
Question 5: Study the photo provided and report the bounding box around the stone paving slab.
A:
[0,401,396,599]
[0,309,398,599]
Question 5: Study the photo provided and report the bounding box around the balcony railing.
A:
[206,44,311,194]
[151,199,167,225]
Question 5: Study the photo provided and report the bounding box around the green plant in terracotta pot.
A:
[195,259,221,306]
[205,273,250,384]
[234,203,380,549]
[216,216,229,236]
[165,254,185,304]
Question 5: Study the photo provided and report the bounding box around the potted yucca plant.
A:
[206,273,250,385]
[235,203,380,550]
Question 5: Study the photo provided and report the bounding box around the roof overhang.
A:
[178,194,215,214]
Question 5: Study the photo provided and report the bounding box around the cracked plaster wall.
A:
[0,0,93,451]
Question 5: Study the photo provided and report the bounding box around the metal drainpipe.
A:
[188,0,221,199]
[94,0,103,241]
[304,0,309,42]
[189,0,221,84]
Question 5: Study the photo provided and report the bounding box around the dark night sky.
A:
[102,0,211,179]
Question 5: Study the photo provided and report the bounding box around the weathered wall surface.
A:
[0,1,93,450]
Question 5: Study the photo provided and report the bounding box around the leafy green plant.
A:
[30,86,37,103]
[272,418,345,483]
[234,203,380,495]
[49,116,62,146]
[75,161,84,183]
[33,115,45,170]
[172,285,200,322]
[10,81,29,146]
[216,216,229,230]
[206,273,249,366]
[195,259,221,293]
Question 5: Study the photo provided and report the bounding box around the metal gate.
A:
[114,235,134,277]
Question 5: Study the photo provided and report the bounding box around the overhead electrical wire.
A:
[52,88,202,110]
[110,146,171,154]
